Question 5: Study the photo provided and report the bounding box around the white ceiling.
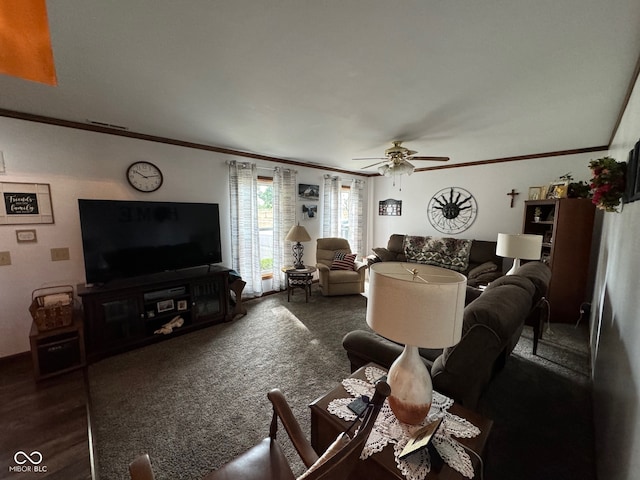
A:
[2,0,640,173]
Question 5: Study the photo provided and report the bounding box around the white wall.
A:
[0,117,365,358]
[368,153,597,249]
[590,71,640,479]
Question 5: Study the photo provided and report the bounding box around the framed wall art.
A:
[298,184,319,201]
[0,182,54,225]
[16,229,37,243]
[379,199,402,216]
[302,204,317,219]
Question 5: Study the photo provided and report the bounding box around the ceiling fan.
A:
[354,141,450,172]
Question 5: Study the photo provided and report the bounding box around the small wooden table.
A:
[282,266,316,302]
[309,364,493,480]
[29,316,86,381]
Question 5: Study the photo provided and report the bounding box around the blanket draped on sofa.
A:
[404,235,473,272]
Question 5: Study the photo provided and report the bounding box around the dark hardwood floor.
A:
[0,354,93,480]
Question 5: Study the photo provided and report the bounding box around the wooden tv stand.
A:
[78,265,244,363]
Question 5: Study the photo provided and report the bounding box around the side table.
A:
[282,266,316,302]
[29,316,86,381]
[309,363,493,480]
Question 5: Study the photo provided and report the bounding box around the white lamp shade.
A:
[285,224,311,243]
[496,233,543,260]
[366,263,467,349]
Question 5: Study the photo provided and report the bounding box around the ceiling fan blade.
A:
[353,157,386,161]
[361,160,387,169]
[410,156,450,162]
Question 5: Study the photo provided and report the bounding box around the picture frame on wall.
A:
[16,229,37,243]
[624,144,637,203]
[0,182,54,225]
[302,204,317,219]
[298,184,319,201]
[632,140,640,202]
[379,199,402,216]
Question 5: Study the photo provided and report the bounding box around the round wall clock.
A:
[126,161,163,192]
[427,187,478,234]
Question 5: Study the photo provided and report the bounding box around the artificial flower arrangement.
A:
[588,156,626,212]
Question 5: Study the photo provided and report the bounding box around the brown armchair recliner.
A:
[315,238,367,296]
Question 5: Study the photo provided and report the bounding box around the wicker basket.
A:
[29,285,74,331]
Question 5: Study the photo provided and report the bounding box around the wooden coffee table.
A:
[309,364,493,480]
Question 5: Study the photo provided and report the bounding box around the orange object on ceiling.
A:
[0,0,57,85]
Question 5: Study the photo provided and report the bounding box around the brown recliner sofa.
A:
[342,261,551,409]
[366,234,504,287]
[316,237,367,296]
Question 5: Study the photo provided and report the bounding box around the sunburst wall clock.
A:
[427,187,478,234]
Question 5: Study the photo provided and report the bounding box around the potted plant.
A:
[589,156,626,212]
[533,207,542,222]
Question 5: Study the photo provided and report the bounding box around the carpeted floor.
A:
[88,288,595,480]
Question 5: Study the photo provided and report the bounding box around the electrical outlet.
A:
[50,247,70,261]
[0,251,11,266]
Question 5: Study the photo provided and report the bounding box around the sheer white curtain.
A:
[228,161,263,298]
[348,179,365,258]
[272,167,297,290]
[322,174,342,237]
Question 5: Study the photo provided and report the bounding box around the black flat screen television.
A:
[78,199,222,285]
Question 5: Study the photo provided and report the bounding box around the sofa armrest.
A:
[354,260,367,273]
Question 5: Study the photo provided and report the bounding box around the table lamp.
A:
[496,233,543,275]
[285,223,311,269]
[366,262,466,425]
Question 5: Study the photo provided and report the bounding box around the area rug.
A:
[88,289,595,480]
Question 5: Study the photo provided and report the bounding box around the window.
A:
[340,186,350,239]
[257,177,274,277]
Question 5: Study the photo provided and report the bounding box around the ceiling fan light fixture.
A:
[378,164,391,176]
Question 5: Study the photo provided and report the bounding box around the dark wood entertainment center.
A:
[78,265,243,363]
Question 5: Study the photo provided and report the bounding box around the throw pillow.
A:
[331,252,357,271]
[468,261,498,279]
[297,432,351,480]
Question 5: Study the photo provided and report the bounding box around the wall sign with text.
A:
[0,183,54,225]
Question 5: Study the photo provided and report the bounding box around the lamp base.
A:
[506,257,522,275]
[387,345,432,425]
[292,242,305,270]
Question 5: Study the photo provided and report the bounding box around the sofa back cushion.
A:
[403,236,472,272]
[317,237,352,268]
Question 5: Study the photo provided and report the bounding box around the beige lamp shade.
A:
[285,224,311,243]
[496,233,543,275]
[496,233,543,260]
[366,262,467,349]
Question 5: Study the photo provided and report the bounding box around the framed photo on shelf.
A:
[0,182,54,225]
[528,186,543,200]
[157,299,175,313]
[177,300,188,311]
[546,181,568,199]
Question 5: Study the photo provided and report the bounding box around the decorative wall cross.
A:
[507,189,519,208]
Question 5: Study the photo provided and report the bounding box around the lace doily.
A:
[327,366,480,479]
